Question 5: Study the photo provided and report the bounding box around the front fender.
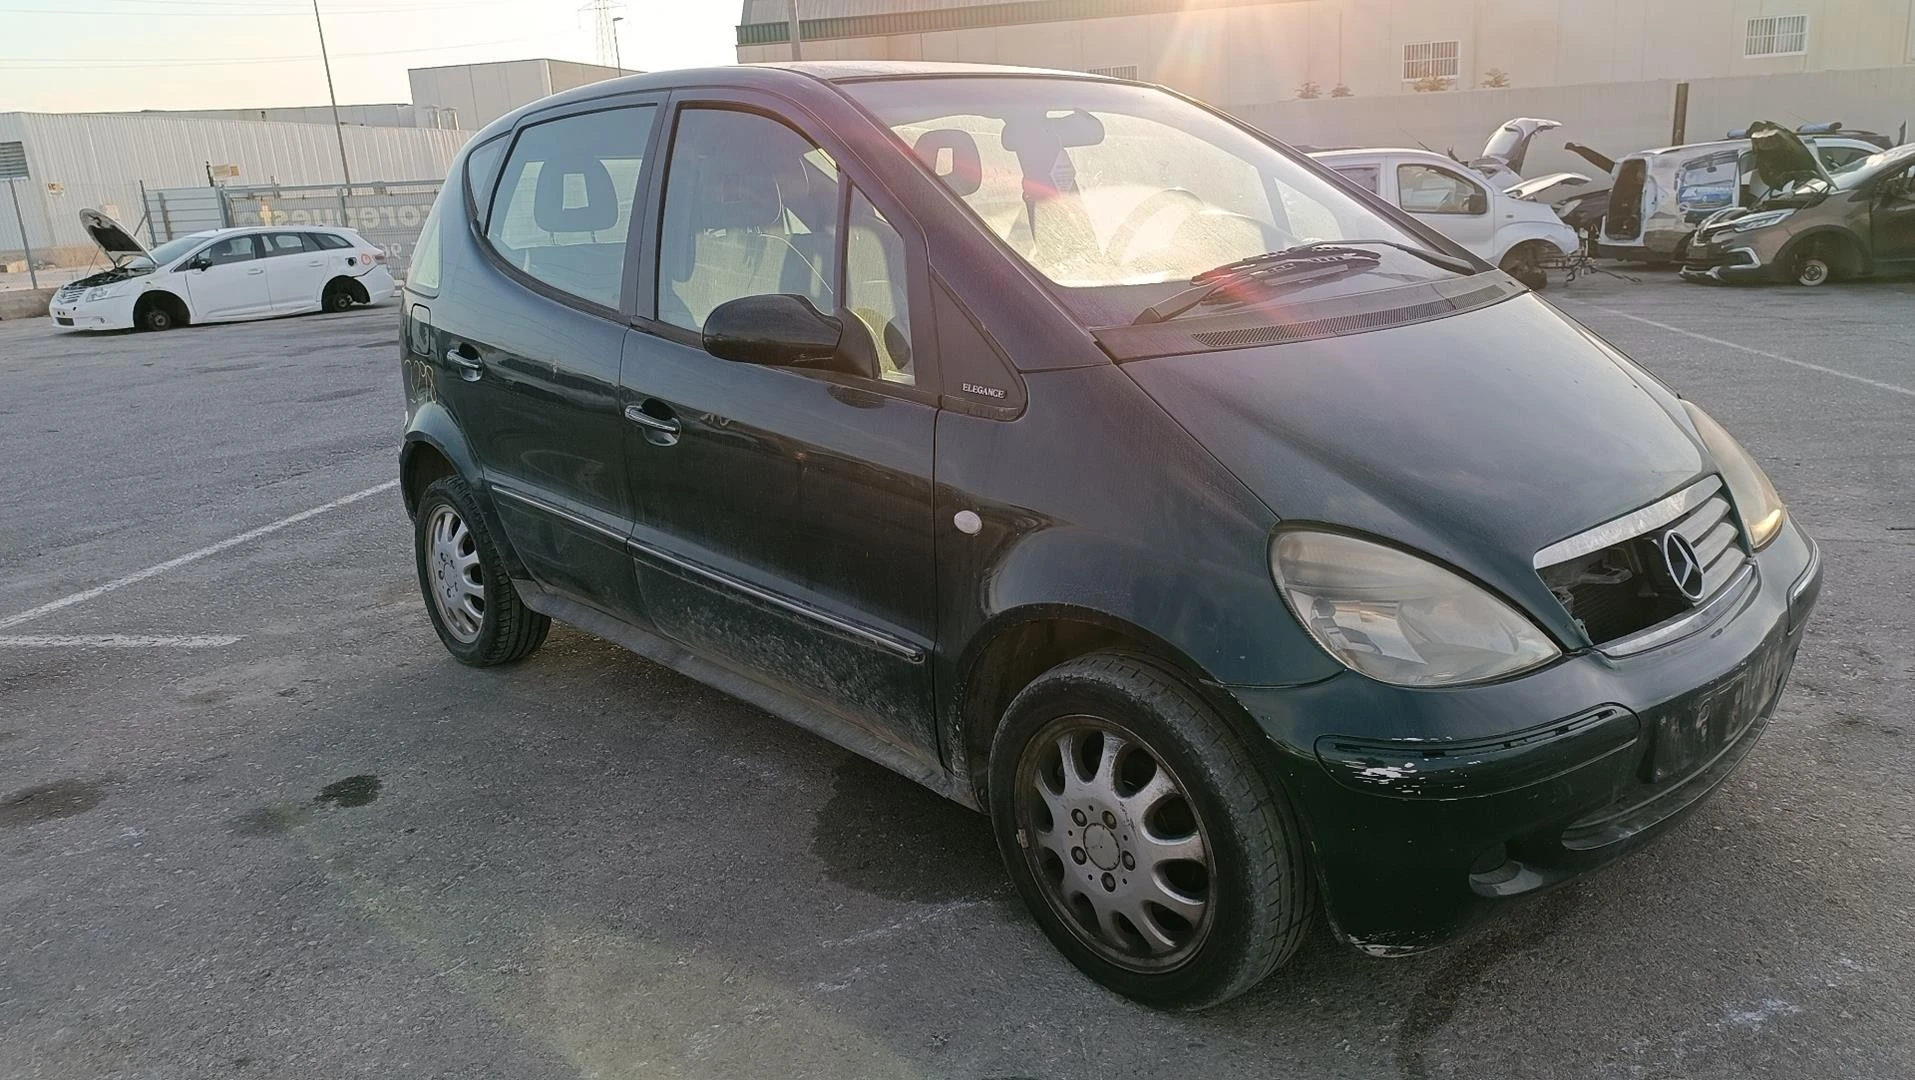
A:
[1774,225,1871,275]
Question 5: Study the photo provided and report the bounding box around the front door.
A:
[259,231,328,312]
[182,234,270,319]
[1871,163,1915,266]
[432,97,662,617]
[1392,160,1496,259]
[620,100,942,757]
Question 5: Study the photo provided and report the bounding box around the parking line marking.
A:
[0,634,241,649]
[1563,301,1915,400]
[0,479,399,631]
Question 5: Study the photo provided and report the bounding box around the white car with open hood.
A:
[48,210,396,332]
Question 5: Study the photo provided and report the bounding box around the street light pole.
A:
[312,0,353,193]
[612,15,624,73]
[787,0,802,60]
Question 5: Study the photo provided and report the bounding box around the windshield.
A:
[142,235,206,267]
[845,76,1463,325]
[1833,146,1915,190]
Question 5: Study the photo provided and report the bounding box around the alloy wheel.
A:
[425,504,485,643]
[1014,717,1215,971]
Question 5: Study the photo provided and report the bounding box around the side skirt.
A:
[511,578,977,811]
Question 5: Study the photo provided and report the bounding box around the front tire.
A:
[1499,242,1551,291]
[138,304,175,332]
[1793,252,1831,287]
[414,476,549,665]
[988,653,1313,1009]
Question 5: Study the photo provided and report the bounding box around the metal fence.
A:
[145,179,444,276]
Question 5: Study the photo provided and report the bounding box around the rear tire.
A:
[323,285,357,313]
[414,475,549,666]
[988,652,1313,1009]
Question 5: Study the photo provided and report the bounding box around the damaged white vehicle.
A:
[49,210,395,332]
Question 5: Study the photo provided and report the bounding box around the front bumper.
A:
[1679,240,1779,283]
[1229,519,1822,953]
[47,292,137,331]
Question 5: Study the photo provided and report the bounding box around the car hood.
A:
[79,208,150,266]
[1505,171,1590,201]
[1121,294,1707,637]
[1747,122,1830,189]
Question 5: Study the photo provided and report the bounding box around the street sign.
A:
[209,163,241,180]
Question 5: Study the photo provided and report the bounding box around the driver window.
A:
[657,108,840,331]
[201,235,260,266]
[1396,164,1485,215]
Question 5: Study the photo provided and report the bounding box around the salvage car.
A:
[48,211,394,331]
[1682,130,1915,286]
[1312,147,1578,286]
[1600,123,1888,263]
[400,62,1822,1008]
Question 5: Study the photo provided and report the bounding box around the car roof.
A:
[1311,148,1463,167]
[477,60,1122,142]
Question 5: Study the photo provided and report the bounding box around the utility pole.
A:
[312,0,352,195]
[788,0,802,60]
[612,15,624,73]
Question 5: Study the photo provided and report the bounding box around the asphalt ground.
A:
[1,271,1911,1080]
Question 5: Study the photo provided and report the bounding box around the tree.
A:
[1483,67,1512,88]
[1296,80,1322,100]
[1331,83,1354,97]
[1411,75,1453,93]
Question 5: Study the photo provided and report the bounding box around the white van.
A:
[1311,148,1579,287]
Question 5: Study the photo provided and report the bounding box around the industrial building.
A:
[736,0,1915,102]
[0,58,630,261]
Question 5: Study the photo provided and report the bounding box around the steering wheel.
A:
[1104,188,1205,266]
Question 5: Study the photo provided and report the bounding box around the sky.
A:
[6,0,742,113]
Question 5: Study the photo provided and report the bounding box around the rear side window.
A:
[1333,165,1381,193]
[464,135,508,219]
[310,232,352,250]
[486,106,656,309]
[409,200,445,293]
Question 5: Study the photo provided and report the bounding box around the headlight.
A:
[1270,531,1561,687]
[83,284,126,302]
[1731,209,1794,232]
[1682,401,1785,549]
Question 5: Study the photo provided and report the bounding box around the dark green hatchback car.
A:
[399,62,1822,1007]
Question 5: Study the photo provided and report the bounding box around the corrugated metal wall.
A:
[0,111,472,255]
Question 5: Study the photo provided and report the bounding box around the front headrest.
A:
[699,167,784,229]
[533,155,618,233]
[912,129,982,197]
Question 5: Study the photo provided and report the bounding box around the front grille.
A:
[1538,479,1749,646]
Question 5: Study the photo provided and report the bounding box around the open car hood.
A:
[1505,172,1590,201]
[79,208,150,266]
[1480,118,1562,173]
[1747,121,1830,188]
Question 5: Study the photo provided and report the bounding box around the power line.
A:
[1,35,535,67]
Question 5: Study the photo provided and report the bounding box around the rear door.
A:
[431,94,665,618]
[618,94,942,759]
[182,234,271,319]
[259,231,328,313]
[1393,160,1496,258]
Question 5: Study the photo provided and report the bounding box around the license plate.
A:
[1648,632,1790,782]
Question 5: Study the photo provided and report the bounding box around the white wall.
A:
[0,111,471,253]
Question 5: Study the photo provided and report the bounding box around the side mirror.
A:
[1465,189,1490,215]
[185,255,211,271]
[1881,177,1914,202]
[702,294,876,379]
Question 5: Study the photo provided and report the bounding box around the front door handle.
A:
[624,401,682,444]
[444,346,484,381]
[247,267,265,275]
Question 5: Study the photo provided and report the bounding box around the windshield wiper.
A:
[1130,240,1475,326]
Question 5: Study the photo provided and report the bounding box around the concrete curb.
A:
[0,288,55,320]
